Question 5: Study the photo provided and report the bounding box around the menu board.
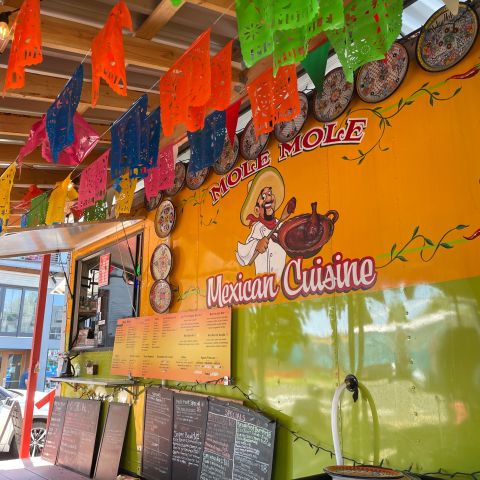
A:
[172,393,208,480]
[94,402,130,480]
[142,387,174,480]
[199,400,276,480]
[57,399,101,476]
[42,397,68,464]
[111,307,231,382]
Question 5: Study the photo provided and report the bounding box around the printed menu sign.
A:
[172,394,208,480]
[111,307,231,382]
[142,387,174,480]
[94,403,130,480]
[57,399,101,476]
[199,400,276,480]
[42,397,68,464]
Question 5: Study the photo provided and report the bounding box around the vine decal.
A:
[377,224,468,269]
[178,187,220,227]
[341,83,462,164]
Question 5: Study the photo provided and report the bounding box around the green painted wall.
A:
[68,274,480,478]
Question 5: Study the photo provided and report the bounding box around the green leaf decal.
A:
[398,256,407,262]
[412,226,419,238]
[425,237,434,246]
[440,242,453,249]
[456,224,468,230]
[390,243,397,257]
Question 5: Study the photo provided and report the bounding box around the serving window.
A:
[70,233,142,350]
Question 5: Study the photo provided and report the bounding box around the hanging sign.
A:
[98,253,111,287]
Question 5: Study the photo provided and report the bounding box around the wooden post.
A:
[19,254,51,458]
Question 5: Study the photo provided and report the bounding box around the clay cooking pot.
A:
[277,203,339,258]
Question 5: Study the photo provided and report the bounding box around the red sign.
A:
[98,253,110,287]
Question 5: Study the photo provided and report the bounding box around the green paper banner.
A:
[27,192,49,228]
[301,41,330,93]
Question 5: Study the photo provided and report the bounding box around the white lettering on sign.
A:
[206,253,377,308]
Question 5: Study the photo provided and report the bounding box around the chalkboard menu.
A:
[57,399,101,476]
[94,402,130,480]
[199,400,276,480]
[142,387,174,480]
[172,394,208,480]
[42,397,68,464]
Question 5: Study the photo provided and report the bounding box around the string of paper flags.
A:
[0,0,406,232]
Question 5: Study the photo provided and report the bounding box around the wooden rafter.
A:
[0,167,72,188]
[0,69,160,113]
[0,113,111,143]
[135,0,236,40]
[135,0,185,40]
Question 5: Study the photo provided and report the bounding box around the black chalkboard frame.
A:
[94,402,131,480]
[41,396,69,464]
[141,386,175,480]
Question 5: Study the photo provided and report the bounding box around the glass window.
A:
[5,354,23,389]
[20,290,38,335]
[44,349,60,390]
[0,288,22,334]
[72,234,142,350]
[49,305,64,340]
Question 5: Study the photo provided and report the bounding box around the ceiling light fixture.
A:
[0,10,17,54]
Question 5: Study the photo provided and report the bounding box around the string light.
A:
[0,10,14,54]
[166,379,480,478]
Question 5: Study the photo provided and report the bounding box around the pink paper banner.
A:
[77,149,110,210]
[144,144,178,200]
[18,113,99,166]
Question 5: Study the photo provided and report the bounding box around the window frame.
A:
[69,232,143,352]
[0,285,39,337]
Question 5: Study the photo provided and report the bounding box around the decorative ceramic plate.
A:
[144,190,163,212]
[150,243,173,280]
[312,67,355,122]
[149,279,172,314]
[274,92,309,143]
[324,466,404,479]
[356,42,409,103]
[416,4,478,72]
[213,134,240,175]
[186,163,210,190]
[154,200,176,238]
[164,162,186,197]
[239,119,270,160]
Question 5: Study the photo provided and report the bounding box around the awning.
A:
[0,220,142,259]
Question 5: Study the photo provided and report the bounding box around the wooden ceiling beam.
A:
[135,0,185,40]
[0,145,102,168]
[135,0,236,41]
[188,0,236,16]
[1,167,71,187]
[0,113,111,143]
[0,69,160,113]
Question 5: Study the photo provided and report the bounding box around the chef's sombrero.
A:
[240,167,285,226]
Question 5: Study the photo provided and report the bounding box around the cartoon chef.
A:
[236,167,287,279]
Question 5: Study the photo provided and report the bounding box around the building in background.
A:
[0,254,68,391]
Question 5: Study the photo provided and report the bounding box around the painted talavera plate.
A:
[186,162,210,190]
[239,119,270,160]
[416,3,478,72]
[356,42,409,103]
[324,466,404,479]
[150,243,173,280]
[213,134,240,175]
[144,190,163,212]
[274,91,309,143]
[312,67,355,122]
[149,279,172,314]
[154,200,176,238]
[164,162,186,197]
